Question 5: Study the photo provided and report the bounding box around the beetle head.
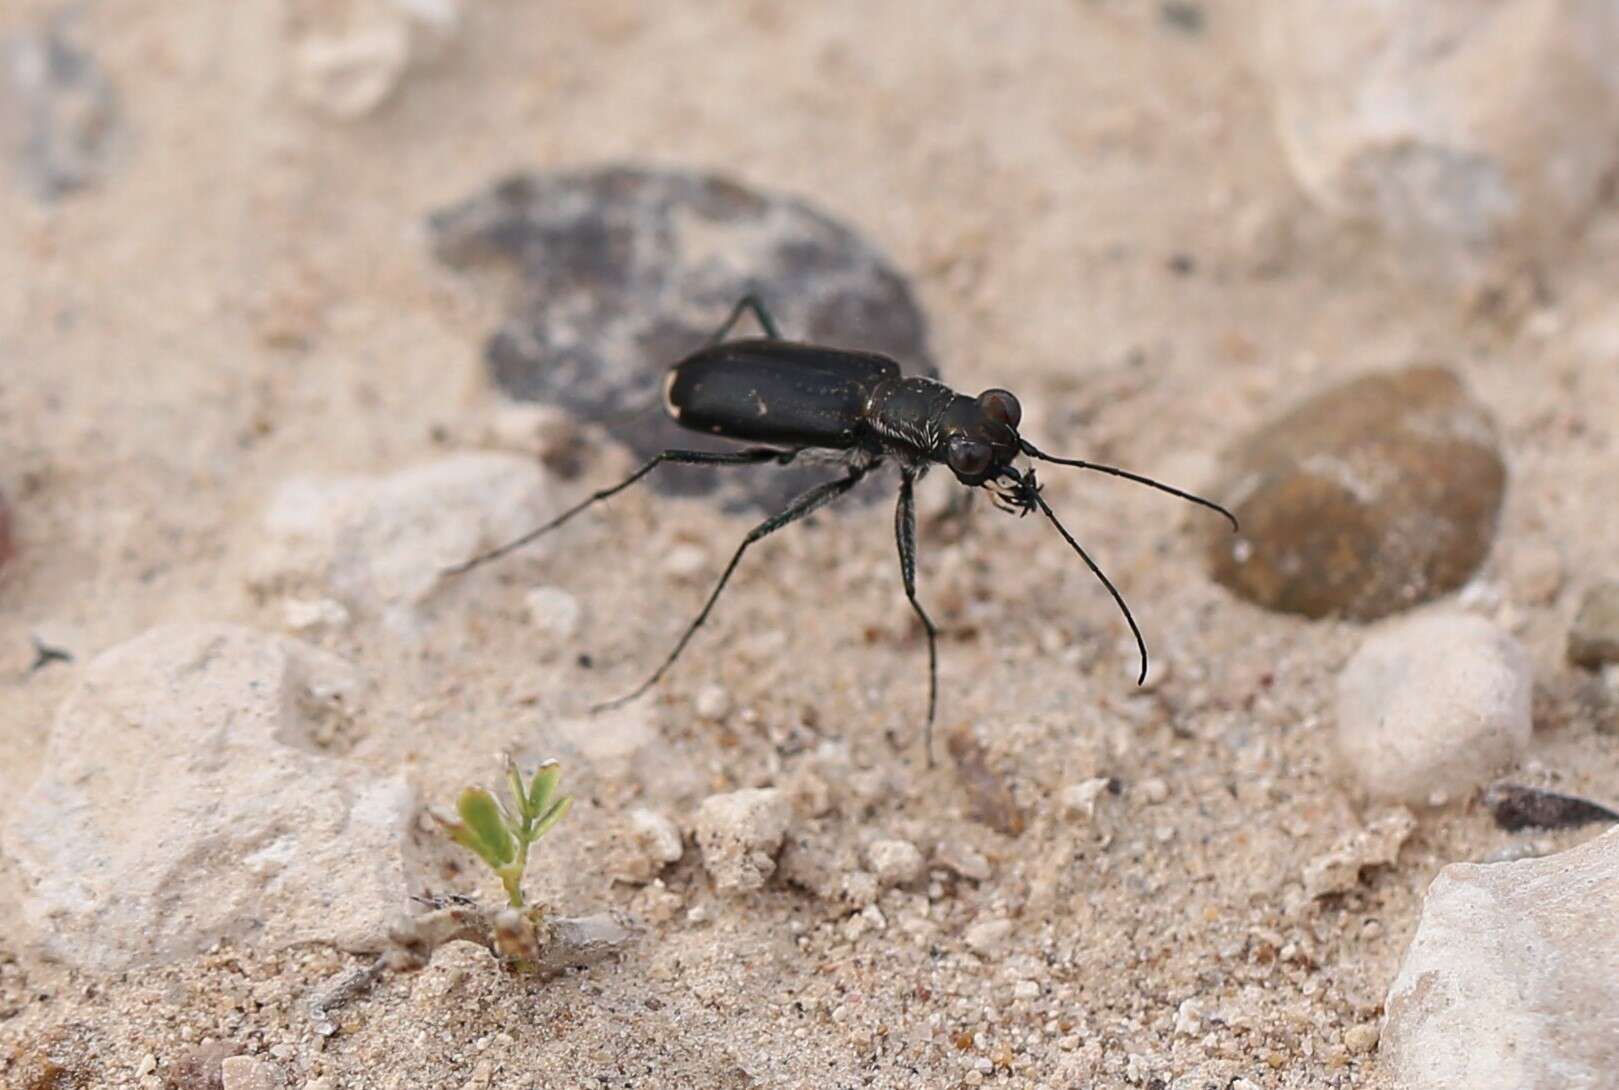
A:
[940,388,1024,488]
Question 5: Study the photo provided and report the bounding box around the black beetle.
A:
[451,295,1235,759]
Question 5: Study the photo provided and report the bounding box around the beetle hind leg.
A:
[707,292,783,344]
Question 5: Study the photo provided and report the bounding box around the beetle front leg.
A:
[895,468,940,765]
[595,461,869,712]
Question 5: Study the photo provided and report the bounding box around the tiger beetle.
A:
[449,294,1237,761]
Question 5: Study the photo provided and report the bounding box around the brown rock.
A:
[1205,366,1505,620]
[1568,580,1619,669]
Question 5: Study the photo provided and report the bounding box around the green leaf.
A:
[504,755,527,816]
[531,794,572,841]
[456,787,516,868]
[526,761,562,821]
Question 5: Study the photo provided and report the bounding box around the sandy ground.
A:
[3,2,1618,1088]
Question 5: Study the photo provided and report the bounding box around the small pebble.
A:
[1344,1022,1380,1054]
[964,917,1013,955]
[221,1055,284,1090]
[1569,581,1619,669]
[1173,998,1204,1037]
[1336,613,1531,804]
[865,838,925,886]
[935,842,993,882]
[662,543,709,580]
[694,683,732,721]
[1302,808,1415,898]
[1137,777,1170,805]
[524,585,581,642]
[694,788,791,894]
[1059,778,1111,821]
[281,596,351,634]
[611,808,684,882]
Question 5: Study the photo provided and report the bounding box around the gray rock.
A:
[1383,827,1619,1088]
[1251,1,1619,278]
[1568,580,1619,669]
[1336,613,1532,805]
[427,167,934,512]
[3,624,414,970]
[1,15,122,200]
[1205,366,1505,620]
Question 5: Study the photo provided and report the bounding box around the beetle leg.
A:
[895,468,940,765]
[707,292,783,344]
[445,446,797,576]
[594,461,869,712]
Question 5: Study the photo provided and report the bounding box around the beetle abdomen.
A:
[664,340,900,448]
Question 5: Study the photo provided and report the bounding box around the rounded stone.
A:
[428,166,935,512]
[1335,612,1532,805]
[1205,365,1505,620]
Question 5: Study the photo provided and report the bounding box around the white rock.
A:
[609,808,683,883]
[1343,1022,1380,1055]
[693,683,732,722]
[964,916,1013,956]
[1336,613,1532,805]
[281,595,351,634]
[2,624,413,971]
[523,585,581,643]
[694,788,791,894]
[1303,808,1416,898]
[935,841,992,882]
[1058,777,1112,821]
[221,1056,285,1090]
[865,838,925,886]
[286,0,461,120]
[1251,1,1619,278]
[255,452,548,619]
[662,543,709,580]
[1173,998,1204,1038]
[1383,827,1619,1087]
[1137,777,1170,805]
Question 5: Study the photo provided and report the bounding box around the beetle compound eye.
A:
[977,388,1022,430]
[948,437,994,479]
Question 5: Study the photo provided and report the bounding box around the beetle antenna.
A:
[1019,440,1238,531]
[1030,490,1149,685]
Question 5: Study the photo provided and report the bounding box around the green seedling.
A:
[434,756,572,908]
